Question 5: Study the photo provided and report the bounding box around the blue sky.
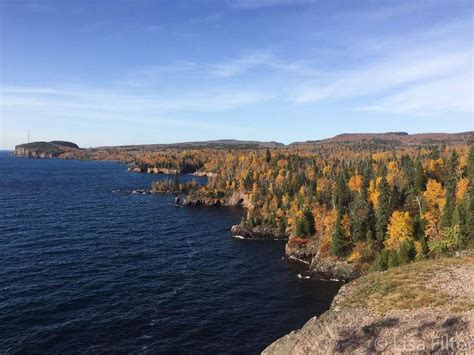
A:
[0,0,472,149]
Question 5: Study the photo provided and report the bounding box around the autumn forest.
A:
[143,137,474,272]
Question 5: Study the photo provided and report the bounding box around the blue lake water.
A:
[0,151,341,354]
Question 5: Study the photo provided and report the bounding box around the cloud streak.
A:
[228,0,316,10]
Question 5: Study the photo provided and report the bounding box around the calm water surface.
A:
[0,151,341,354]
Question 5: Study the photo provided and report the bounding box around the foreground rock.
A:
[231,225,289,240]
[263,255,474,354]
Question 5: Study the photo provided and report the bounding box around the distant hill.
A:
[290,131,474,147]
[93,139,285,151]
[14,132,473,159]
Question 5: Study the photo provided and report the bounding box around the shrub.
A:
[428,225,462,254]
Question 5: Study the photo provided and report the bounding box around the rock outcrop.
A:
[308,253,362,281]
[181,191,251,208]
[14,141,80,158]
[263,255,474,354]
[231,225,289,240]
[284,235,361,281]
[284,236,317,264]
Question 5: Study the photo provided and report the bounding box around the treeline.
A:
[183,143,473,271]
[133,140,473,271]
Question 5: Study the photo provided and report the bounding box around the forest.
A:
[148,140,474,272]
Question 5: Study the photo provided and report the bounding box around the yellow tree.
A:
[348,175,363,192]
[423,179,445,240]
[423,179,445,211]
[455,177,469,203]
[385,211,413,250]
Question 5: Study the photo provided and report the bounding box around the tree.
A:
[376,174,391,244]
[385,211,413,250]
[467,143,474,243]
[387,250,400,268]
[440,150,458,228]
[350,193,370,243]
[423,179,445,211]
[331,214,345,257]
[334,175,352,214]
[371,249,389,271]
[265,148,271,163]
[413,160,426,193]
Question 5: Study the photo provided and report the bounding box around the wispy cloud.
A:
[190,13,223,25]
[290,15,473,116]
[228,0,316,10]
[360,74,473,115]
[1,85,272,116]
[293,49,471,103]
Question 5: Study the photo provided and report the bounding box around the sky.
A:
[0,0,473,149]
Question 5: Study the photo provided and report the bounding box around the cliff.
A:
[14,141,80,158]
[263,254,474,354]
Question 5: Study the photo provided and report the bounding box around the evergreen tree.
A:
[278,216,288,234]
[467,144,474,242]
[334,175,351,214]
[440,150,458,228]
[414,160,426,193]
[331,214,345,257]
[387,250,400,268]
[371,249,389,271]
[265,148,271,163]
[304,209,316,235]
[376,174,391,245]
[350,193,368,243]
[295,218,309,237]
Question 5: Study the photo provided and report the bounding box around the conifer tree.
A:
[440,150,458,228]
[331,214,345,257]
[467,143,474,243]
[376,173,391,245]
[265,148,271,164]
[414,160,426,193]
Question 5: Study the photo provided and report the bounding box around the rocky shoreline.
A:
[263,254,474,354]
[230,225,289,241]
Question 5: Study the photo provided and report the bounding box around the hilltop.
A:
[290,131,474,149]
[14,132,474,158]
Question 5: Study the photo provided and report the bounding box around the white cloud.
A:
[360,74,473,115]
[293,49,472,104]
[1,86,272,116]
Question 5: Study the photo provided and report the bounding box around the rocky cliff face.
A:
[14,147,58,158]
[14,141,80,159]
[284,235,361,281]
[263,254,474,354]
